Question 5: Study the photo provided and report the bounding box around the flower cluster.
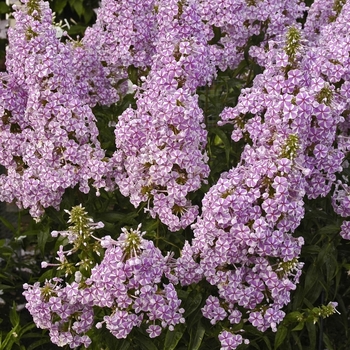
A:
[0,0,117,218]
[176,1,350,344]
[23,206,184,348]
[113,0,215,231]
[23,280,94,348]
[197,0,306,71]
[82,0,158,96]
[7,0,349,349]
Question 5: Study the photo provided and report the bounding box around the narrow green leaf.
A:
[291,332,303,350]
[99,212,138,224]
[247,341,260,350]
[37,228,50,255]
[274,324,288,349]
[83,10,94,24]
[318,225,340,236]
[305,322,316,350]
[301,245,320,255]
[291,322,305,332]
[0,216,16,234]
[117,339,130,350]
[322,332,334,350]
[183,289,202,318]
[208,26,223,46]
[53,0,68,14]
[18,322,36,337]
[27,338,52,350]
[262,335,272,350]
[303,265,320,296]
[134,335,158,350]
[163,324,186,350]
[69,0,84,17]
[9,302,19,328]
[188,320,205,350]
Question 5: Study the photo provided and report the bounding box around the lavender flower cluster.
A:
[113,0,215,231]
[179,1,350,346]
[24,206,184,348]
[0,0,118,218]
[0,0,348,349]
[197,0,307,71]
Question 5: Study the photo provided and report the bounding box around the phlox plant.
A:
[0,0,350,349]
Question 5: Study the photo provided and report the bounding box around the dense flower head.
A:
[83,0,157,70]
[24,208,184,347]
[113,0,215,231]
[197,0,307,71]
[82,0,162,98]
[0,0,118,218]
[303,0,346,41]
[176,3,350,347]
[23,280,94,348]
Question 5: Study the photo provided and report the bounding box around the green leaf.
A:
[274,325,288,349]
[188,320,205,350]
[127,65,139,85]
[27,338,52,350]
[318,225,340,236]
[284,311,303,322]
[163,324,186,350]
[69,0,84,17]
[247,341,260,350]
[183,289,202,318]
[18,323,36,337]
[37,228,50,255]
[83,9,94,24]
[67,24,87,36]
[322,332,334,350]
[305,321,316,350]
[38,269,54,282]
[9,302,20,328]
[291,322,305,331]
[208,26,223,46]
[99,212,138,224]
[134,335,159,350]
[0,216,16,234]
[262,336,272,350]
[53,0,68,15]
[116,339,131,350]
[0,330,17,350]
[335,293,348,335]
[291,332,303,350]
[209,128,231,165]
[303,264,320,296]
[0,3,10,14]
[301,245,320,255]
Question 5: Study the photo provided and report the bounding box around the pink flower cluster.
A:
[198,0,306,71]
[0,0,117,217]
[113,0,215,231]
[177,1,350,346]
[24,212,184,348]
